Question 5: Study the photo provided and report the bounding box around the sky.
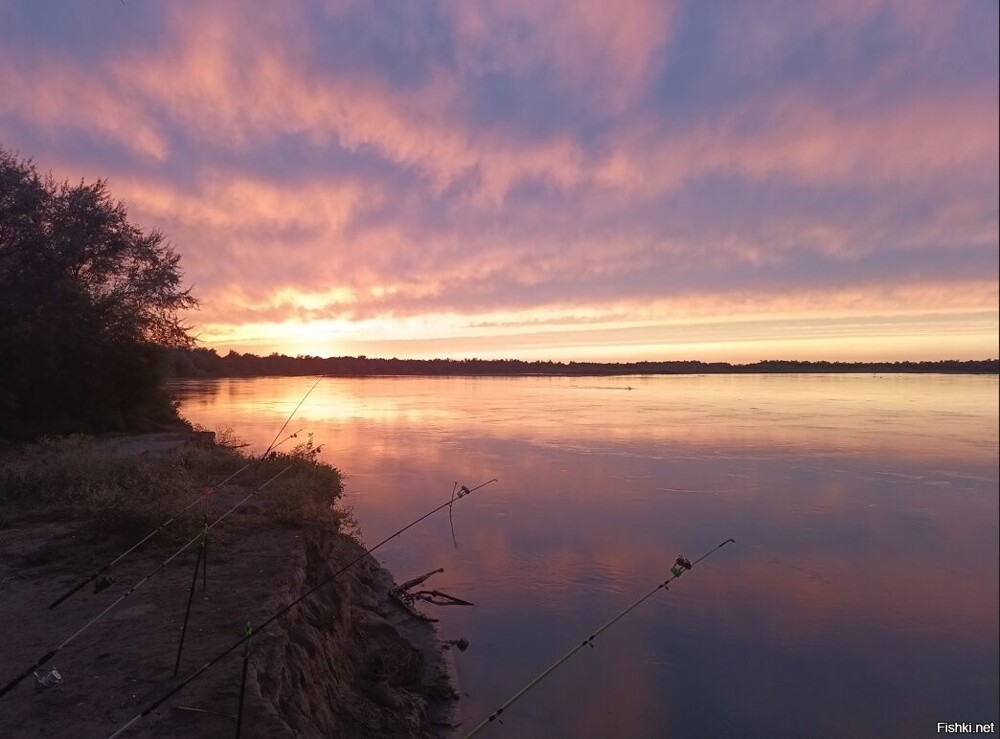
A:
[1,0,997,363]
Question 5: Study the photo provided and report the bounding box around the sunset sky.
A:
[1,1,997,362]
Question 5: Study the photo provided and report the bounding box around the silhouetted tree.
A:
[0,148,196,437]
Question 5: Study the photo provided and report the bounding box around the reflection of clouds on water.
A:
[174,374,998,738]
[175,374,999,468]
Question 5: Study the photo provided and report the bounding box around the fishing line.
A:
[462,537,736,738]
[0,466,293,700]
[47,381,322,610]
[105,478,498,739]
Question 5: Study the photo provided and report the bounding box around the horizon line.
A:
[177,348,999,368]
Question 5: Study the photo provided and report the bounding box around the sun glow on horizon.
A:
[196,307,999,364]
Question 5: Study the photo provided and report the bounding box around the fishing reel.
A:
[670,556,693,577]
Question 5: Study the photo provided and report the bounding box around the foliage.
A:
[0,435,238,537]
[166,348,1000,379]
[0,433,345,543]
[251,432,345,523]
[0,147,196,438]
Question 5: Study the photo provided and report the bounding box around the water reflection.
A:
[173,374,999,738]
[173,375,997,466]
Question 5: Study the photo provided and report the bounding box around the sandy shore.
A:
[0,493,459,737]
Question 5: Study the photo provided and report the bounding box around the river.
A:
[173,373,999,738]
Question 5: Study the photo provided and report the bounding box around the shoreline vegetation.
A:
[169,348,999,378]
[0,432,458,737]
[0,430,340,533]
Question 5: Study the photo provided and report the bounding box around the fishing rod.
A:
[261,379,321,459]
[47,379,322,610]
[462,537,736,738]
[106,477,498,739]
[0,466,294,700]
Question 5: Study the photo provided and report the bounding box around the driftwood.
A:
[389,568,474,622]
[409,589,474,607]
[395,568,444,592]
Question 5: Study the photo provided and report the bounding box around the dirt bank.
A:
[0,502,458,737]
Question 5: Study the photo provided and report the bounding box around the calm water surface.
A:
[173,374,999,738]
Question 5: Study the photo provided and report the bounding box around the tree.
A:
[0,147,197,438]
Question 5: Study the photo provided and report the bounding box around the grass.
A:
[0,432,346,547]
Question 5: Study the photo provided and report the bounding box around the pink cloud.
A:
[452,0,678,111]
[0,0,994,360]
[0,60,167,161]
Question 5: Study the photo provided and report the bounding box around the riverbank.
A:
[0,435,458,737]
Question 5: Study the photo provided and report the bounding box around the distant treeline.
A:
[167,348,999,378]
